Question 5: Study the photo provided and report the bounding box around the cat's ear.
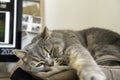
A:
[13,49,27,59]
[41,26,51,39]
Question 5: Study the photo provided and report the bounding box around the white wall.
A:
[44,0,120,33]
[97,0,120,32]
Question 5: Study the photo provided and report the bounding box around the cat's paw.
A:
[79,70,106,80]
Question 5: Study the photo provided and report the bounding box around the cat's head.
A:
[13,49,54,73]
[13,27,67,73]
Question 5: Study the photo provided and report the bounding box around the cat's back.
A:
[78,27,120,46]
[52,30,85,47]
[52,28,120,46]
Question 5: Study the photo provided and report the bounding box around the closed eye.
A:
[43,45,54,57]
[36,61,45,67]
[49,47,54,57]
[44,47,49,53]
[36,63,43,67]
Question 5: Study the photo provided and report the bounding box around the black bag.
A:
[10,68,43,80]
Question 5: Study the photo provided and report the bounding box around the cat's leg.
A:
[66,44,106,80]
[33,65,72,78]
[92,45,120,66]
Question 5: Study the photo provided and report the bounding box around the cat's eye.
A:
[36,63,43,67]
[49,47,54,57]
[44,47,49,53]
[36,62,45,67]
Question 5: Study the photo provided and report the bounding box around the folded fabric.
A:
[101,66,120,80]
[10,66,120,80]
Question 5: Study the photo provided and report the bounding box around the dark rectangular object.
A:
[10,68,43,80]
[0,0,22,62]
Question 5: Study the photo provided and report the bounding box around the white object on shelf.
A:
[22,14,41,33]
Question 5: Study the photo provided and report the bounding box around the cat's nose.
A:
[47,60,54,66]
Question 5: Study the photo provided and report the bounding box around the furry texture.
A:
[13,27,120,80]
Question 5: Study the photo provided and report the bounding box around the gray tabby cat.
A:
[13,27,120,80]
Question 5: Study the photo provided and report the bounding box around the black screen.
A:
[0,0,22,62]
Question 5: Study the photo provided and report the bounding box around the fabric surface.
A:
[10,66,120,80]
[101,66,120,80]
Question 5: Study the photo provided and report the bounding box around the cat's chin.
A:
[42,67,52,72]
